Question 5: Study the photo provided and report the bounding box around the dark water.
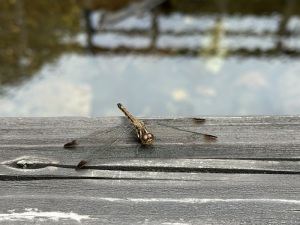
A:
[1,0,300,117]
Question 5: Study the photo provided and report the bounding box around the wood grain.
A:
[0,116,299,224]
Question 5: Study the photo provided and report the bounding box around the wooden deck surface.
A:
[0,116,299,224]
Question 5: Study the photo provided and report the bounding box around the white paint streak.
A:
[0,208,91,222]
[162,223,190,225]
[1,195,299,205]
[93,197,300,205]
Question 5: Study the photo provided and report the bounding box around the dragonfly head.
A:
[141,133,154,145]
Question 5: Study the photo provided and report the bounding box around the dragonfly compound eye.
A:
[142,134,148,141]
[148,133,154,140]
[141,133,154,145]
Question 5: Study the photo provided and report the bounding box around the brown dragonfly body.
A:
[117,103,154,145]
[64,103,217,169]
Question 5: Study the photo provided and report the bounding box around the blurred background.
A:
[1,0,300,117]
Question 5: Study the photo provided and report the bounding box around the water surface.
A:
[1,0,299,117]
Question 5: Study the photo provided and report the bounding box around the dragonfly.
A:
[64,103,217,169]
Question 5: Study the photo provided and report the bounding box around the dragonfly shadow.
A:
[134,144,155,157]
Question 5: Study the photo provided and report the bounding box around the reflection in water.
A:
[0,0,300,116]
[0,0,82,92]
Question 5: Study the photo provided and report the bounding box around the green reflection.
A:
[0,0,299,94]
[0,0,82,92]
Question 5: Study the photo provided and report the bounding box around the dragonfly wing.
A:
[155,121,217,141]
[64,126,121,149]
[76,126,134,169]
[64,125,134,169]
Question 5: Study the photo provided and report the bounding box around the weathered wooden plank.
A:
[0,116,299,174]
[0,116,299,224]
[0,175,299,224]
[1,158,300,179]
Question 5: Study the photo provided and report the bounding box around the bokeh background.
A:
[1,0,300,117]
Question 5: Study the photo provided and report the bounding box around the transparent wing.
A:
[148,118,217,143]
[64,125,134,169]
[64,117,217,168]
[157,122,217,140]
